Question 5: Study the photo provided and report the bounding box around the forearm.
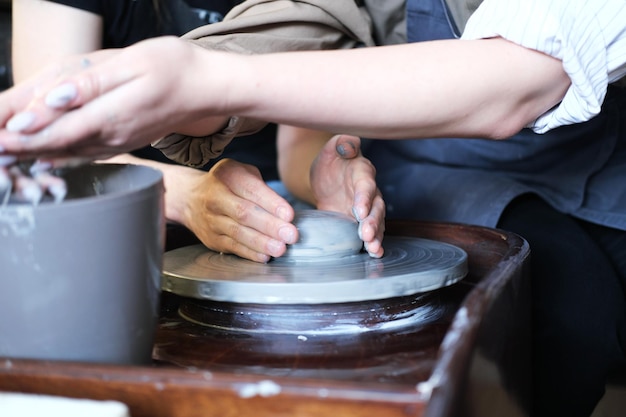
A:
[216,37,570,140]
[277,126,332,205]
[12,0,102,83]
[100,153,199,226]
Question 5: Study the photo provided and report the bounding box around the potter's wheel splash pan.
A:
[162,237,468,304]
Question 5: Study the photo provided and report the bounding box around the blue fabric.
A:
[379,3,626,417]
[366,0,626,231]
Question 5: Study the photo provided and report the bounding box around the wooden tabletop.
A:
[0,220,530,417]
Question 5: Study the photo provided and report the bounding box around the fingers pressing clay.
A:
[32,171,68,203]
[9,166,44,204]
[0,161,68,205]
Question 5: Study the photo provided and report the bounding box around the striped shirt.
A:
[462,0,626,133]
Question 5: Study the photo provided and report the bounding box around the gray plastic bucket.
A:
[0,164,164,365]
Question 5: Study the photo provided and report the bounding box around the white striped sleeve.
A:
[461,0,626,133]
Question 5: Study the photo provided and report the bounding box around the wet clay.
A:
[282,209,363,260]
[162,209,468,305]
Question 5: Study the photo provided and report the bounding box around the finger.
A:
[234,177,295,224]
[1,100,148,159]
[351,178,378,222]
[32,171,68,203]
[0,50,151,159]
[0,62,61,128]
[206,218,291,262]
[209,234,275,264]
[225,201,299,246]
[9,166,43,205]
[359,193,386,258]
[1,50,119,135]
[202,178,299,247]
[349,159,378,221]
[238,185,295,224]
[334,134,361,159]
[215,160,296,225]
[0,107,103,158]
[32,156,95,171]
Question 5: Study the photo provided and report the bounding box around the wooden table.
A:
[0,220,530,417]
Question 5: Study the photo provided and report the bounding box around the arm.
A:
[6,0,626,156]
[0,35,570,160]
[10,0,298,262]
[231,38,570,141]
[277,125,330,206]
[12,0,103,83]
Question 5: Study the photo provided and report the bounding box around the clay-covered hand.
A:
[310,134,385,258]
[171,159,299,263]
[0,37,226,161]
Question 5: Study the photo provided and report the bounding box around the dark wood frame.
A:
[0,220,530,417]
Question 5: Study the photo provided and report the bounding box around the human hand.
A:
[310,134,385,258]
[0,37,227,162]
[0,156,69,205]
[172,159,299,263]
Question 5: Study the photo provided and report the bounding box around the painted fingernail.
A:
[6,112,36,132]
[45,83,77,108]
[336,142,356,157]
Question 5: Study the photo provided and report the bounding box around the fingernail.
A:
[0,155,17,166]
[45,83,77,108]
[336,142,356,157]
[276,206,291,222]
[6,112,36,132]
[278,225,296,243]
[352,206,362,222]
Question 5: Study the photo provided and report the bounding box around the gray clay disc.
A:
[162,237,468,304]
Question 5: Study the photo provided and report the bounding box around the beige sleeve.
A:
[152,0,374,167]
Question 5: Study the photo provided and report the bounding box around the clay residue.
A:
[0,205,36,237]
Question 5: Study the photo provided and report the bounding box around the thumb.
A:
[334,134,361,160]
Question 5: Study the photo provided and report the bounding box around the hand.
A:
[0,37,227,161]
[310,134,385,258]
[172,159,299,263]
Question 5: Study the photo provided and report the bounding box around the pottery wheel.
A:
[162,236,468,304]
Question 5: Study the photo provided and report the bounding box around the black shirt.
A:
[46,0,279,180]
